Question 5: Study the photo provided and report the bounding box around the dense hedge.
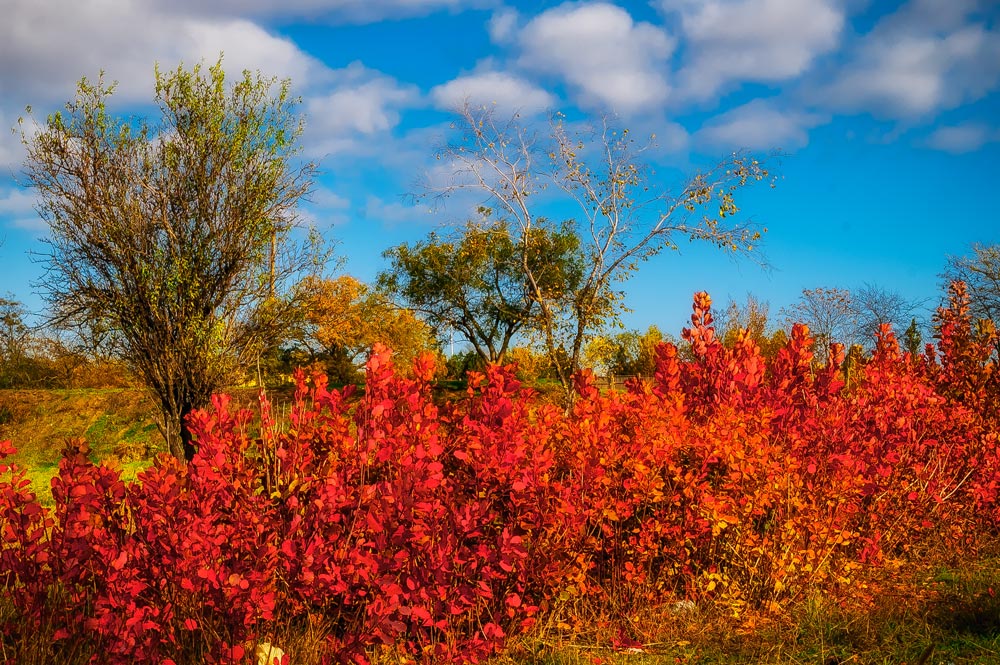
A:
[1,285,997,664]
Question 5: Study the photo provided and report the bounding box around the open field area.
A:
[0,387,296,505]
[0,388,163,503]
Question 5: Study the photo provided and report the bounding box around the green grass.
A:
[0,387,165,504]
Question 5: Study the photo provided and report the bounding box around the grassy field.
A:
[1,387,997,664]
[0,386,287,502]
[0,387,164,502]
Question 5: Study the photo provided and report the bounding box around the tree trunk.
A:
[165,417,184,460]
[162,401,198,461]
[179,403,197,462]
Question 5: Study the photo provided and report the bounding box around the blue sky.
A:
[1,0,998,338]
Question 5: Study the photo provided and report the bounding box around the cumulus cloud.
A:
[696,99,825,150]
[431,71,555,115]
[0,187,42,231]
[925,123,998,153]
[154,0,483,24]
[179,20,321,86]
[517,2,674,114]
[0,0,428,196]
[303,63,420,156]
[663,0,844,100]
[818,1,1000,118]
[488,7,520,43]
[0,0,326,109]
[0,1,430,234]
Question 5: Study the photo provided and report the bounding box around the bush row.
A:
[1,284,997,664]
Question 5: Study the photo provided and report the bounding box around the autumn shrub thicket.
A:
[1,285,998,664]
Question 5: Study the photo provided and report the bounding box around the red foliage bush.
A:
[0,286,997,663]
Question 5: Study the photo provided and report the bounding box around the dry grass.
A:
[488,553,1000,665]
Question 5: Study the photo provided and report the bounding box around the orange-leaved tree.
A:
[293,275,438,382]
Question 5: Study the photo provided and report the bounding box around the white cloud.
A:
[362,195,434,227]
[873,0,988,35]
[0,0,428,228]
[663,0,844,100]
[0,112,33,172]
[488,7,520,43]
[696,99,825,150]
[431,71,555,115]
[178,19,321,86]
[518,2,674,114]
[925,123,998,153]
[298,185,352,227]
[638,117,691,156]
[0,0,428,173]
[310,187,352,210]
[0,188,42,231]
[818,3,1000,118]
[0,0,326,109]
[155,0,483,24]
[303,63,420,156]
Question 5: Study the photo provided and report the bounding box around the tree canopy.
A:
[292,275,437,383]
[21,59,322,459]
[584,325,666,377]
[380,217,584,364]
[428,105,772,399]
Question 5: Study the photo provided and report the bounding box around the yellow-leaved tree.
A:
[293,275,439,383]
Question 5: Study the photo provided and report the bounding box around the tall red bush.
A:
[0,288,997,663]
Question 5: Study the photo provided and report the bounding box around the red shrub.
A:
[0,289,997,663]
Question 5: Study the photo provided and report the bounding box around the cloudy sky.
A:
[1,0,998,335]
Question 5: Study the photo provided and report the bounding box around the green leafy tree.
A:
[21,60,322,460]
[585,325,665,377]
[380,217,584,364]
[760,328,789,360]
[430,105,772,400]
[903,317,923,358]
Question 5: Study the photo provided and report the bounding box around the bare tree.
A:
[849,282,925,347]
[943,243,1000,355]
[781,287,857,359]
[427,105,773,399]
[21,60,322,460]
[715,293,771,349]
